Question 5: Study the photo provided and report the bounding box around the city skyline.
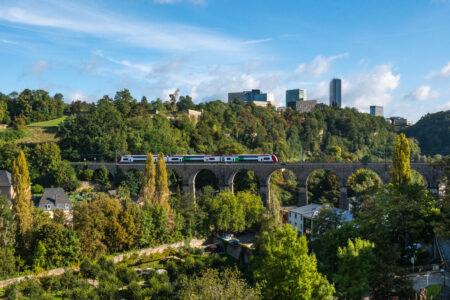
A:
[1,0,450,121]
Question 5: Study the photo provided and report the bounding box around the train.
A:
[118,154,278,163]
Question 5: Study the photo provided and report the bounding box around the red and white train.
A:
[118,154,278,163]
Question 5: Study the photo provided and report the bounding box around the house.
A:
[0,170,14,200]
[36,187,72,211]
[288,204,353,236]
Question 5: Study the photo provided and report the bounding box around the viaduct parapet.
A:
[73,162,445,210]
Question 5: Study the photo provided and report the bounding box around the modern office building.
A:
[329,78,342,108]
[370,105,384,117]
[228,89,276,106]
[286,89,307,107]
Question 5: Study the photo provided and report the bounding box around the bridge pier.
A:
[259,184,270,206]
[298,186,307,206]
[339,186,349,210]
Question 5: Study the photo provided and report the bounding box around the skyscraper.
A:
[370,105,384,117]
[329,78,342,108]
[286,89,307,107]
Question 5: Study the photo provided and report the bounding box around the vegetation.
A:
[27,116,67,127]
[404,110,450,156]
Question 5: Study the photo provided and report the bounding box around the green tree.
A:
[177,268,261,300]
[237,191,263,229]
[252,224,335,299]
[347,169,382,198]
[203,190,245,233]
[32,241,47,272]
[391,133,411,185]
[260,193,282,233]
[93,166,111,190]
[139,152,155,204]
[334,238,376,299]
[0,195,16,279]
[155,153,170,212]
[12,151,32,237]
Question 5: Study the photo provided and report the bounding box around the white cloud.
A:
[295,53,348,78]
[0,2,240,53]
[68,91,87,102]
[426,62,450,80]
[29,60,51,75]
[405,85,439,101]
[241,38,272,45]
[342,64,400,111]
[435,101,450,111]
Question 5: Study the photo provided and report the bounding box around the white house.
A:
[288,204,353,236]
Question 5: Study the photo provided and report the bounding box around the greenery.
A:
[404,110,450,156]
[27,116,67,127]
[0,129,27,142]
[251,224,335,299]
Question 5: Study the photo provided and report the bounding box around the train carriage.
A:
[118,154,278,163]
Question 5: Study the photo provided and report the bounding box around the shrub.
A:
[31,184,44,194]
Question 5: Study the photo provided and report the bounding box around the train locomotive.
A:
[118,154,278,163]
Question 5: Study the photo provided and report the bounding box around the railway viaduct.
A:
[73,162,445,210]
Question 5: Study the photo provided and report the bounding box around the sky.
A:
[0,0,449,122]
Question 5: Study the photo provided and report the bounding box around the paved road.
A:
[408,271,450,294]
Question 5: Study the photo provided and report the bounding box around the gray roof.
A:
[38,188,70,206]
[0,170,12,187]
[289,204,353,222]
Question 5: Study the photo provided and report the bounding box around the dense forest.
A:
[404,110,450,156]
[0,88,426,162]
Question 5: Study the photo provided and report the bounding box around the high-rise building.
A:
[370,105,384,117]
[286,89,307,107]
[329,78,342,108]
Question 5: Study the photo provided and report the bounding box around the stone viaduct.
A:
[74,162,445,210]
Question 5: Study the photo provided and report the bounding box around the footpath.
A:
[0,238,207,290]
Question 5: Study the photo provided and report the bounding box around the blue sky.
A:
[0,0,449,121]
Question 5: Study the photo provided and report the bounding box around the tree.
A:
[32,241,47,272]
[334,238,376,299]
[251,224,335,299]
[260,193,282,233]
[203,190,245,233]
[177,268,261,300]
[12,151,32,237]
[347,169,381,198]
[93,166,111,190]
[155,153,170,212]
[237,191,263,229]
[0,195,16,279]
[391,133,411,185]
[139,152,155,204]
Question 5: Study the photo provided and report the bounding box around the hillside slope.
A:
[404,110,450,156]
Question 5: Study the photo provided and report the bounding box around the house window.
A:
[45,204,51,210]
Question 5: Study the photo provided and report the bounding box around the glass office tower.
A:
[329,78,342,108]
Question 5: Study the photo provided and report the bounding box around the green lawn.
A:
[426,284,442,299]
[28,116,67,127]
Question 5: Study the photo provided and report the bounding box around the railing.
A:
[436,236,449,270]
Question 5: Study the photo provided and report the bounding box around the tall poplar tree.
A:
[155,153,170,212]
[139,153,155,204]
[391,133,411,185]
[12,151,32,237]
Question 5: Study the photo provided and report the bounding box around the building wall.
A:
[370,106,384,117]
[288,211,303,234]
[286,89,307,106]
[288,100,317,113]
[0,186,14,200]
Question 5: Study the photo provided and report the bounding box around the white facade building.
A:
[288,204,353,236]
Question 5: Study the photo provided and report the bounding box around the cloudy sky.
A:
[0,0,449,121]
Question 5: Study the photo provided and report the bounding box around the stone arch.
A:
[266,168,300,206]
[190,168,220,196]
[305,168,342,208]
[228,168,261,195]
[346,168,383,198]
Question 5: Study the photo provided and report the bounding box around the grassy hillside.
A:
[27,116,67,127]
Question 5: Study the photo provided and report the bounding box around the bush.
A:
[31,184,44,194]
[80,257,101,279]
[0,129,26,142]
[78,168,94,181]
[116,264,138,284]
